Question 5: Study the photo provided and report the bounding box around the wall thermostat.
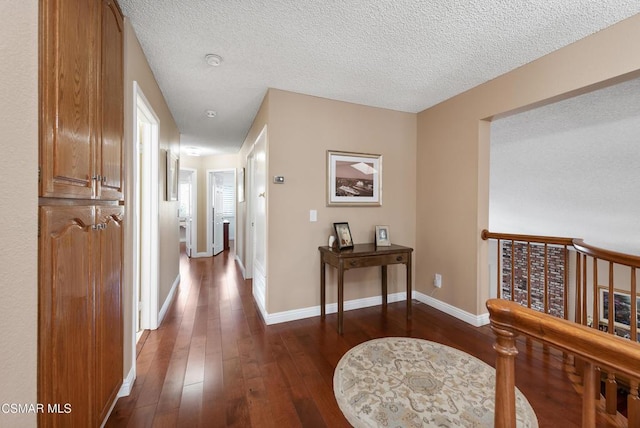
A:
[273,176,285,184]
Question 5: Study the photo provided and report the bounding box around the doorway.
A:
[246,126,268,315]
[178,168,196,257]
[206,169,236,256]
[132,82,160,348]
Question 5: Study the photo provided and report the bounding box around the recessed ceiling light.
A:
[206,110,217,118]
[185,147,201,156]
[205,54,222,66]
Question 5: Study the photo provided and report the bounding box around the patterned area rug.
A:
[333,337,538,427]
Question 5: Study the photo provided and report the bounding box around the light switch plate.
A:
[309,210,317,222]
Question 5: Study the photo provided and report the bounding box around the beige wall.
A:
[0,1,38,426]
[416,14,640,316]
[240,89,417,314]
[123,19,181,378]
[181,154,239,254]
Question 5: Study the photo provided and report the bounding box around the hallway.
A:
[106,247,591,427]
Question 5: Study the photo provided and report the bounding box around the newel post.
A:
[491,325,518,428]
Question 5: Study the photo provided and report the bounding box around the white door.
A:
[178,168,196,258]
[244,157,254,278]
[133,82,160,336]
[184,217,192,257]
[252,127,267,313]
[212,173,225,255]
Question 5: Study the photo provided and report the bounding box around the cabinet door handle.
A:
[349,261,357,267]
[102,176,107,184]
[92,175,102,181]
[396,256,403,261]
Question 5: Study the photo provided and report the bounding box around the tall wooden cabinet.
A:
[38,0,124,426]
[40,0,123,200]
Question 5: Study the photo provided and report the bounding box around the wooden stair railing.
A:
[481,229,574,319]
[482,229,640,417]
[487,299,640,428]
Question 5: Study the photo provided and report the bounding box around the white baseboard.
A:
[191,251,211,258]
[118,366,135,397]
[158,274,180,325]
[235,255,246,278]
[100,366,135,427]
[252,274,268,322]
[251,289,490,328]
[262,292,407,325]
[412,291,490,327]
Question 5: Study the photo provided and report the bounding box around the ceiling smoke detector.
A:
[206,110,217,118]
[205,54,222,66]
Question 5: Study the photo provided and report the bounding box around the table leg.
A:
[320,261,326,318]
[338,261,344,335]
[406,255,412,319]
[381,265,388,307]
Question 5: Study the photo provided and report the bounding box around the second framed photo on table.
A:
[375,225,390,246]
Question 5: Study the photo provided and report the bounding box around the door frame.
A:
[178,167,197,257]
[244,155,254,278]
[132,81,160,347]
[206,168,236,256]
[245,125,268,316]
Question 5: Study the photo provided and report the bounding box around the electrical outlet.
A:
[434,273,442,288]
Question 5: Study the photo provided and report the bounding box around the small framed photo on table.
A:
[333,222,354,250]
[375,225,390,247]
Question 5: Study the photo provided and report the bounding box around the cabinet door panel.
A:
[40,0,99,199]
[39,205,96,427]
[98,0,124,200]
[95,205,124,423]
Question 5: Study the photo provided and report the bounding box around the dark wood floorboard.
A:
[106,245,624,427]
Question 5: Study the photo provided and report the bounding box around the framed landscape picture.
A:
[166,150,179,201]
[599,286,640,331]
[327,150,382,206]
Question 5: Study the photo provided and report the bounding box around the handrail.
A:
[572,238,640,268]
[488,299,640,379]
[483,229,640,424]
[487,299,640,427]
[481,229,574,246]
[481,229,640,267]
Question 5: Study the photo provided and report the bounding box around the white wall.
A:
[0,1,38,426]
[490,76,640,255]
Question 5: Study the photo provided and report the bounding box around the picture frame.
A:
[166,150,179,201]
[237,167,245,202]
[327,150,382,206]
[597,320,639,342]
[598,286,640,330]
[375,225,390,247]
[333,222,354,250]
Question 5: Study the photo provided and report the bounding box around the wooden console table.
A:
[318,243,413,334]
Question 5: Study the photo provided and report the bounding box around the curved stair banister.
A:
[487,298,640,428]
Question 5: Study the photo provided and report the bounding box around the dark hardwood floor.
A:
[106,245,622,427]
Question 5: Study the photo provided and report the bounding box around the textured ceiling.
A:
[118,0,640,155]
